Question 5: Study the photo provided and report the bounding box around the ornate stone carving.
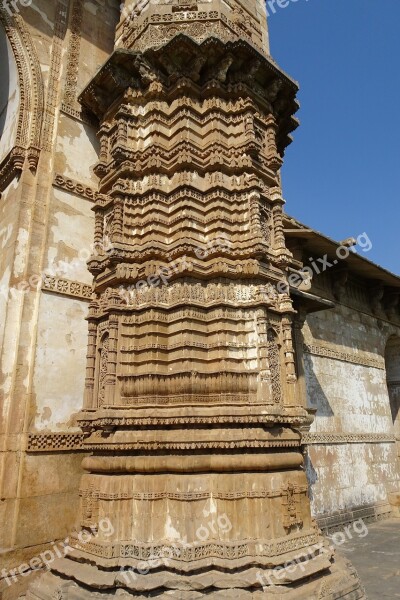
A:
[41,0,69,151]
[42,276,93,300]
[28,3,365,599]
[0,8,44,186]
[282,482,303,531]
[63,0,83,109]
[27,433,86,452]
[53,173,96,201]
[304,342,385,370]
[97,335,109,406]
[303,432,396,445]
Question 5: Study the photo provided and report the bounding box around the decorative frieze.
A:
[78,487,306,502]
[42,276,92,300]
[41,0,69,151]
[27,433,86,452]
[53,173,96,201]
[303,432,396,445]
[73,531,320,564]
[63,0,83,109]
[303,342,385,370]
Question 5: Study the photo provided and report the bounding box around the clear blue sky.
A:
[267,0,399,274]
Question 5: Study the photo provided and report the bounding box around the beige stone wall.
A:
[303,301,400,519]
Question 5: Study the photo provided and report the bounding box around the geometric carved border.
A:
[303,432,396,445]
[42,276,92,301]
[27,433,86,452]
[303,342,385,370]
[71,530,320,562]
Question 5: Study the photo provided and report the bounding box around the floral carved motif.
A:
[42,276,93,300]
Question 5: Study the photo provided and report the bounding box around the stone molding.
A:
[63,0,83,110]
[303,342,385,370]
[303,432,396,445]
[27,433,86,452]
[79,486,307,502]
[85,438,301,452]
[53,173,96,201]
[70,530,319,564]
[41,0,69,151]
[42,275,93,300]
[78,412,313,429]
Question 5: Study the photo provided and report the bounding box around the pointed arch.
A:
[0,8,44,190]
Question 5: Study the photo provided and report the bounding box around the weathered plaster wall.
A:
[55,117,99,186]
[303,303,400,519]
[33,294,89,431]
[31,186,94,434]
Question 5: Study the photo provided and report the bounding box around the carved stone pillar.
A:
[83,320,97,410]
[28,1,365,598]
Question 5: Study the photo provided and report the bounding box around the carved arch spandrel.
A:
[0,8,44,190]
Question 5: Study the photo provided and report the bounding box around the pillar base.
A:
[27,553,365,599]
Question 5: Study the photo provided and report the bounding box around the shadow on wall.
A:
[385,335,400,437]
[21,0,122,52]
[305,308,385,357]
[302,353,330,504]
[303,353,334,417]
[0,22,10,139]
[304,451,318,502]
